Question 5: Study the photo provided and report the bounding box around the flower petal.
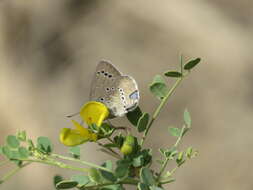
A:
[80,101,109,127]
[59,128,89,146]
[72,120,98,142]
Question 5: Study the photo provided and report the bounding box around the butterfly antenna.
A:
[66,111,80,118]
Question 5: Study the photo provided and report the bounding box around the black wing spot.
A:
[101,70,105,73]
[104,73,108,76]
[108,74,112,78]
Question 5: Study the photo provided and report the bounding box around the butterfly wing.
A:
[90,60,139,117]
[111,76,139,115]
[90,60,121,100]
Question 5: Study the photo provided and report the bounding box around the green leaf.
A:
[176,151,185,166]
[126,106,143,126]
[71,175,90,186]
[100,123,114,136]
[69,146,80,159]
[54,175,64,189]
[164,147,178,159]
[133,155,144,167]
[17,130,26,141]
[100,161,116,182]
[113,135,124,148]
[88,168,102,183]
[9,150,20,159]
[149,75,168,100]
[2,146,11,159]
[138,183,150,190]
[6,135,20,148]
[150,186,164,190]
[56,180,78,189]
[164,71,182,78]
[184,109,191,126]
[140,167,155,186]
[168,127,181,137]
[115,162,129,179]
[101,184,124,190]
[18,147,29,159]
[133,149,152,167]
[137,113,149,132]
[103,160,113,171]
[37,136,53,154]
[186,147,193,158]
[184,58,201,70]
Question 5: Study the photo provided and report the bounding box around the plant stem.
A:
[79,178,139,189]
[180,54,183,74]
[174,125,186,147]
[0,162,31,184]
[160,178,175,185]
[141,77,184,146]
[20,158,89,173]
[157,125,186,183]
[51,153,112,173]
[156,158,169,181]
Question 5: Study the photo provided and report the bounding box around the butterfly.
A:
[89,60,140,118]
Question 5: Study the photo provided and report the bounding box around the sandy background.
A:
[0,0,253,190]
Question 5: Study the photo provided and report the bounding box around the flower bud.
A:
[120,135,135,155]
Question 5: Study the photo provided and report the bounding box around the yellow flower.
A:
[59,101,109,146]
[80,101,109,127]
[60,120,97,146]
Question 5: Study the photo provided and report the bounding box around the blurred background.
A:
[0,0,253,189]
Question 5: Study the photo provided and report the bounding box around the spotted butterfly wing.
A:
[90,60,139,117]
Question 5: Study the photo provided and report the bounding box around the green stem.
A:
[0,162,31,184]
[51,153,112,173]
[157,125,186,183]
[79,178,139,189]
[180,54,183,74]
[19,158,89,173]
[156,158,169,181]
[160,178,175,185]
[141,77,184,146]
[174,125,186,147]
